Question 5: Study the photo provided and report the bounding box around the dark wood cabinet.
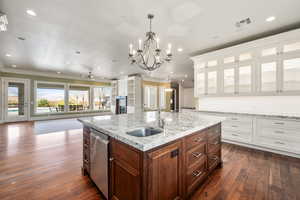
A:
[110,139,142,200]
[147,141,183,200]
[82,123,222,200]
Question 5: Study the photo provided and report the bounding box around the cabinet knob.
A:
[109,158,114,162]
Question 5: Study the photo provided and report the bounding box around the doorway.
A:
[2,78,30,122]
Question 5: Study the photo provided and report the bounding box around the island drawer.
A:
[111,139,140,170]
[207,124,221,139]
[186,143,206,168]
[207,136,221,154]
[208,150,221,172]
[185,131,207,151]
[186,158,207,195]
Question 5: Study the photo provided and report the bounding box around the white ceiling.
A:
[1,0,300,87]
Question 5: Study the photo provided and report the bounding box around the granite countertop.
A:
[194,110,300,120]
[78,111,225,151]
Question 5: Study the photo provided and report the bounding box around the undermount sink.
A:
[126,127,163,137]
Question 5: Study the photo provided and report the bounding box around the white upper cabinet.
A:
[223,67,235,94]
[192,29,300,97]
[207,70,217,94]
[238,65,252,93]
[282,57,300,91]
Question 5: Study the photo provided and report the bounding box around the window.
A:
[207,71,217,94]
[144,86,157,109]
[93,87,111,111]
[261,62,277,92]
[223,68,235,94]
[36,83,65,113]
[239,65,252,93]
[283,58,300,91]
[69,85,90,111]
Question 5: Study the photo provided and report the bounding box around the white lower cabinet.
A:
[218,113,300,158]
[221,115,253,144]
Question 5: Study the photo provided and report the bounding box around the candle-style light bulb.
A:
[132,50,136,55]
[156,37,160,49]
[129,44,133,54]
[138,39,142,50]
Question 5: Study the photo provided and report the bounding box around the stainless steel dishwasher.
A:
[90,129,109,199]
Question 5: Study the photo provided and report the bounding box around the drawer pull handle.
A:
[232,133,239,136]
[192,152,203,158]
[192,170,203,177]
[84,159,89,163]
[274,122,284,125]
[274,131,284,134]
[231,118,238,121]
[275,141,285,145]
[231,125,238,128]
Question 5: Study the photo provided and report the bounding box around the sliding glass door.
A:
[3,78,30,122]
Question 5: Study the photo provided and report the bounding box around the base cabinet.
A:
[147,141,183,200]
[83,123,222,200]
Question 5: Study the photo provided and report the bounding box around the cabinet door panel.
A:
[260,61,277,92]
[282,57,300,91]
[111,159,140,200]
[223,68,235,94]
[207,71,217,94]
[239,65,252,93]
[148,142,183,200]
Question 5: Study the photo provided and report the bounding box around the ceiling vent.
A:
[0,12,8,32]
[235,18,251,28]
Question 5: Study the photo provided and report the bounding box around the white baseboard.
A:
[222,139,300,159]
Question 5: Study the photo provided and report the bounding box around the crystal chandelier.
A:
[128,14,172,71]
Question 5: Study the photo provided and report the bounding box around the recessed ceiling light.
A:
[5,53,11,57]
[170,71,174,74]
[57,71,61,74]
[266,16,276,22]
[76,51,81,54]
[11,64,17,68]
[26,10,37,17]
[177,48,183,52]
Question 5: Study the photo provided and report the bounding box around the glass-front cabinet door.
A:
[280,40,300,93]
[223,67,235,94]
[3,78,30,122]
[207,70,217,95]
[259,61,278,92]
[196,71,205,95]
[238,65,252,93]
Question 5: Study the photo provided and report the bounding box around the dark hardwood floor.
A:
[0,121,300,200]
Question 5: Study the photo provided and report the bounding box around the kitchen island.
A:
[78,111,225,200]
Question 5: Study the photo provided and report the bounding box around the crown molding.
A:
[0,67,111,83]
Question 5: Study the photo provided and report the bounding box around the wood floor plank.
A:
[0,121,300,200]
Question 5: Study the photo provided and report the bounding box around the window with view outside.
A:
[36,83,65,113]
[93,87,111,111]
[69,86,90,111]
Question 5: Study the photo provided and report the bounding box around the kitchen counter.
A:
[194,110,300,120]
[78,111,225,151]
